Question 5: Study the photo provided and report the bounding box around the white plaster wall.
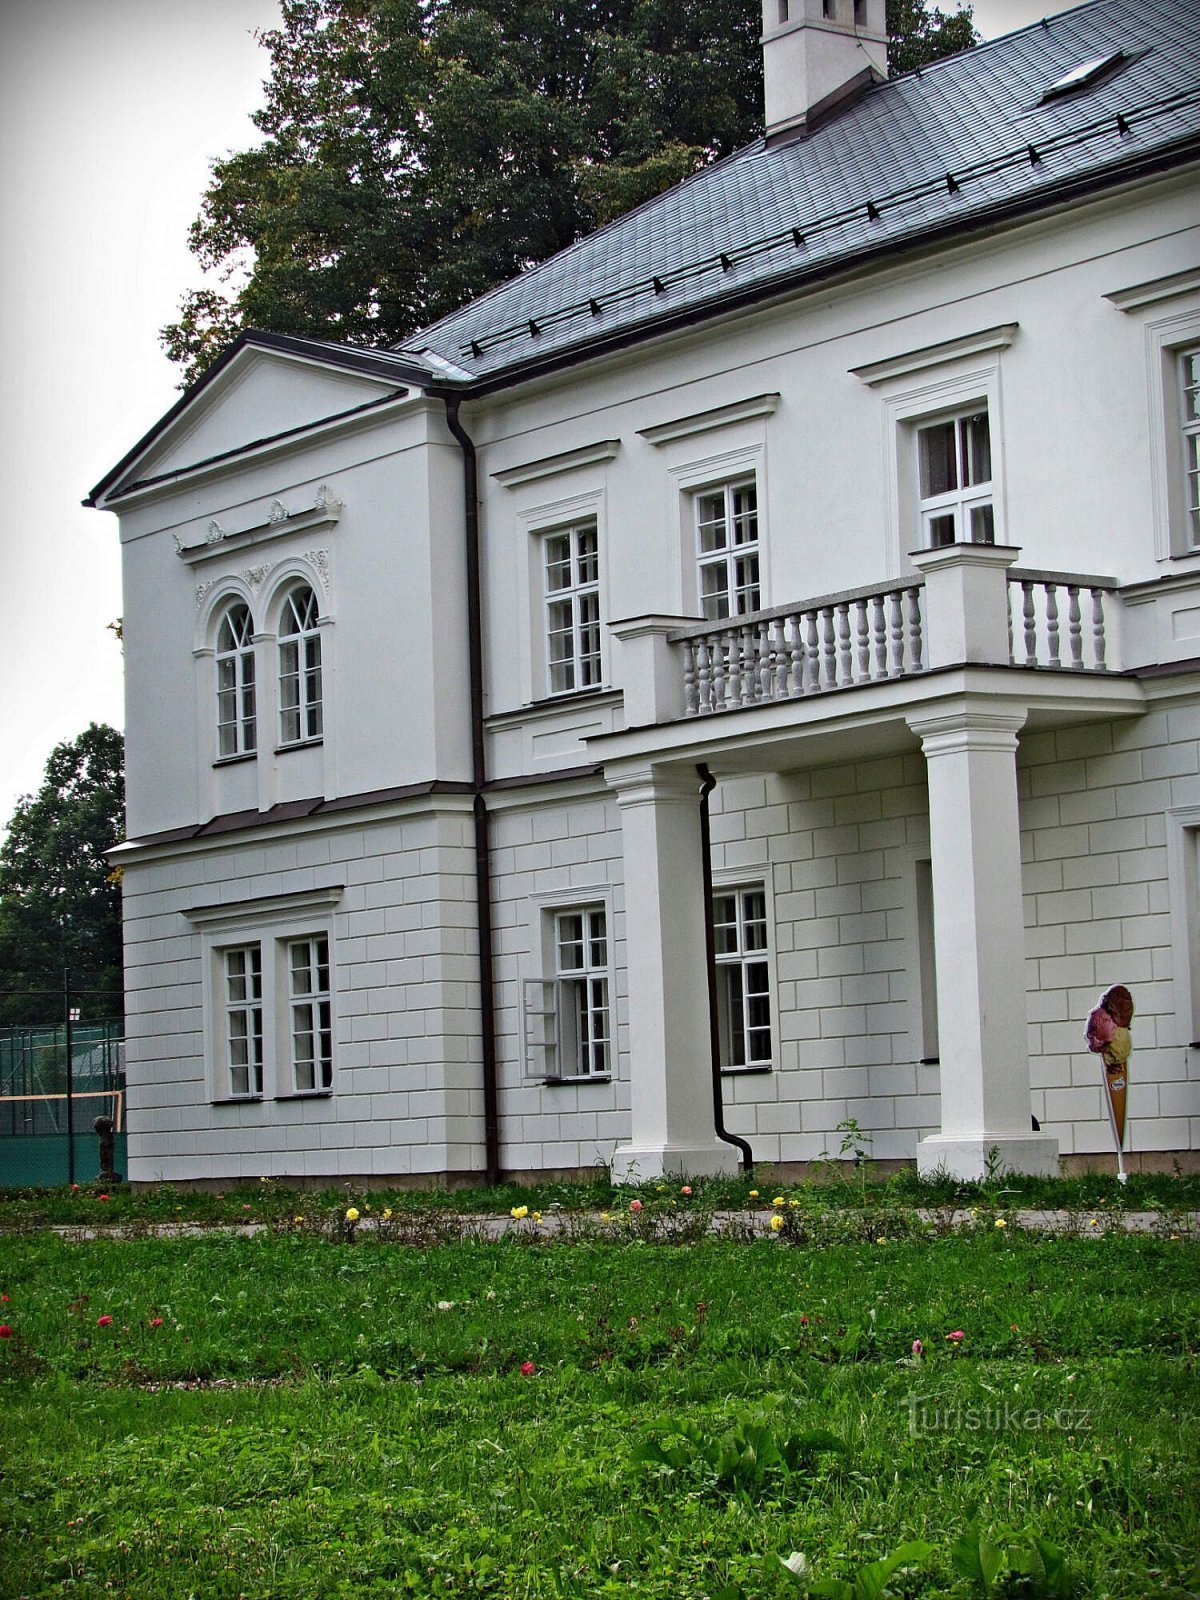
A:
[120,804,486,1184]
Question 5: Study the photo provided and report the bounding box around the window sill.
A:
[275,1089,333,1100]
[213,752,257,769]
[541,1074,612,1087]
[275,738,324,755]
[212,1095,264,1106]
[719,1064,773,1076]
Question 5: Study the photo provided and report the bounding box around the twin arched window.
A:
[213,583,323,758]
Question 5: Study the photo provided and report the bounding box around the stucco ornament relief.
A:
[205,519,225,544]
[268,499,289,526]
[241,562,277,590]
[195,579,218,608]
[306,548,332,591]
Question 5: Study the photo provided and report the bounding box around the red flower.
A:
[0,1325,12,1339]
[520,1361,536,1377]
[799,1314,809,1325]
[97,1315,113,1327]
[629,1199,643,1213]
[1,1294,9,1302]
[149,1318,164,1328]
[97,1194,109,1202]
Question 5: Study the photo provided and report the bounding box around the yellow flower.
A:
[748,1190,759,1199]
[294,1215,304,1224]
[994,1218,1007,1229]
[532,1211,543,1223]
[382,1208,393,1220]
[772,1196,785,1208]
[344,1207,360,1222]
[769,1213,785,1232]
[600,1212,611,1223]
[788,1199,800,1209]
[510,1205,528,1220]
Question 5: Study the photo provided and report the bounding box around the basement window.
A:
[1041,51,1125,102]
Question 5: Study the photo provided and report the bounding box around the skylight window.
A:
[1041,51,1126,101]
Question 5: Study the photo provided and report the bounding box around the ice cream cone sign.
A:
[1085,985,1133,1182]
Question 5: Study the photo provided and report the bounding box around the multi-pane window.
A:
[289,935,333,1092]
[215,602,256,758]
[917,409,994,547]
[224,945,263,1097]
[696,481,760,620]
[544,524,601,695]
[554,908,611,1078]
[278,585,323,745]
[713,887,772,1069]
[1182,348,1200,550]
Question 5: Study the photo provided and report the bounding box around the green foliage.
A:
[633,1414,845,1495]
[0,724,125,1027]
[887,0,977,77]
[164,0,977,382]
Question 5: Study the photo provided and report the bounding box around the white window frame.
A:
[514,487,609,706]
[1180,346,1200,553]
[543,521,602,696]
[215,601,257,760]
[695,479,762,620]
[188,888,342,1103]
[278,584,323,746]
[915,406,996,548]
[522,892,616,1084]
[221,943,264,1098]
[1167,805,1200,1047]
[287,933,333,1093]
[712,880,774,1071]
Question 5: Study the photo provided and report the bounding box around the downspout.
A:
[697,764,754,1172]
[443,396,501,1185]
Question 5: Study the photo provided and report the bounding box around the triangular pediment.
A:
[91,333,427,506]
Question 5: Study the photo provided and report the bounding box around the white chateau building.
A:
[91,0,1200,1186]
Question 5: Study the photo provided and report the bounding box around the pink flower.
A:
[680,1186,693,1196]
[629,1199,642,1213]
[912,1339,924,1356]
[799,1314,809,1326]
[0,1325,11,1339]
[947,1329,965,1343]
[97,1194,109,1202]
[520,1361,536,1377]
[97,1315,113,1327]
[149,1318,164,1328]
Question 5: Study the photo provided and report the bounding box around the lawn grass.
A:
[2,1219,1198,1598]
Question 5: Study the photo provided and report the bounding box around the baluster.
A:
[1045,583,1060,668]
[854,599,870,681]
[872,595,888,679]
[805,611,822,693]
[907,586,923,672]
[787,614,804,697]
[1066,584,1083,669]
[821,607,837,689]
[683,641,697,714]
[711,633,727,710]
[1091,588,1107,671]
[1022,580,1038,667]
[695,638,712,714]
[1007,579,1016,664]
[771,618,789,700]
[758,621,773,701]
[741,624,756,705]
[724,628,741,708]
[836,603,852,685]
[888,590,904,676]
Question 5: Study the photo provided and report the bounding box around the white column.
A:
[608,762,740,1181]
[908,705,1059,1179]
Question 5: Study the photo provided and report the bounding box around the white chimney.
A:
[761,0,888,142]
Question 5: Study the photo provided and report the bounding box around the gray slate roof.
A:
[396,0,1200,389]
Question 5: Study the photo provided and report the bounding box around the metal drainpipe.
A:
[697,764,754,1172]
[443,396,501,1185]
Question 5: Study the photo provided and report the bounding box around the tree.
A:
[164,0,976,383]
[0,725,125,1027]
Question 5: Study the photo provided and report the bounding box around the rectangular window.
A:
[713,886,772,1068]
[289,935,333,1092]
[917,409,994,547]
[223,945,263,1098]
[544,523,601,695]
[554,908,611,1077]
[696,481,760,620]
[279,634,323,744]
[1182,348,1200,550]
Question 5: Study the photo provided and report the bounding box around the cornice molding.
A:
[851,325,1018,387]
[176,484,343,566]
[637,393,780,445]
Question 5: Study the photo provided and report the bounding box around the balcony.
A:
[610,545,1125,734]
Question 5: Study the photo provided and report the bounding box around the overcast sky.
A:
[0,0,1074,834]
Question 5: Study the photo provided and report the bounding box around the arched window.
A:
[215,602,256,758]
[278,585,323,745]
